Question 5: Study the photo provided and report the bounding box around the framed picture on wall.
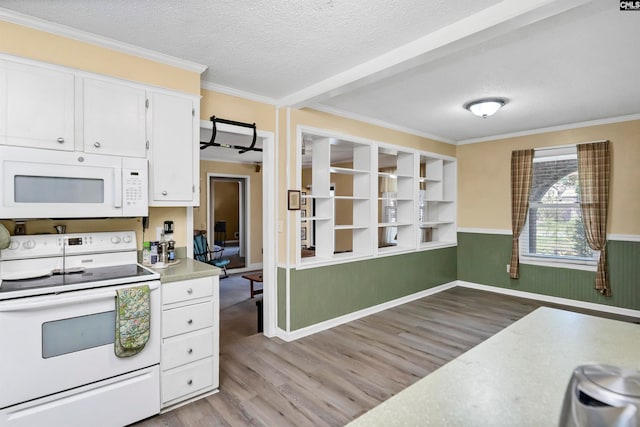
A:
[301,191,307,206]
[301,227,307,240]
[288,190,301,210]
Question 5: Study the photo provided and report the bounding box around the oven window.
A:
[15,175,104,203]
[42,311,115,358]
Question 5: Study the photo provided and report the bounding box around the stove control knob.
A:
[122,235,132,244]
[22,240,36,249]
[9,241,20,250]
[111,236,122,244]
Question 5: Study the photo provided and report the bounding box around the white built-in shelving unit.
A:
[376,146,415,254]
[419,155,457,247]
[299,128,456,267]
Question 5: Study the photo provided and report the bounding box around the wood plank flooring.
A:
[132,287,638,427]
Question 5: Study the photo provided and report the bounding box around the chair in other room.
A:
[193,232,230,278]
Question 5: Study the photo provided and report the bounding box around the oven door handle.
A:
[0,282,160,312]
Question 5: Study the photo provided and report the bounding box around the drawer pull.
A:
[57,137,65,143]
[188,348,193,354]
[187,319,193,325]
[187,379,193,386]
[187,288,193,294]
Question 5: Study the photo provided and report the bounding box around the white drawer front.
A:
[162,277,213,305]
[161,357,213,404]
[1,366,159,427]
[162,302,213,338]
[162,328,214,371]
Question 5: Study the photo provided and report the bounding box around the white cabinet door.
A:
[83,77,146,157]
[3,62,74,151]
[148,92,198,205]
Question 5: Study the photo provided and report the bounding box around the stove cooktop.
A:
[0,264,158,299]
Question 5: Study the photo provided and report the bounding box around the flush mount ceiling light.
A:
[464,98,506,118]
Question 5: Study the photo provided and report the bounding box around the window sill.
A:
[520,256,597,272]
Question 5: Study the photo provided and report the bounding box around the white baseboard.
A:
[457,280,640,319]
[274,279,640,342]
[275,281,458,342]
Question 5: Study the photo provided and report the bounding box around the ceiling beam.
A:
[277,0,593,109]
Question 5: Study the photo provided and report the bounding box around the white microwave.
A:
[0,146,148,219]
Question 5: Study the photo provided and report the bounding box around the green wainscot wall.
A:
[457,232,640,311]
[278,247,457,331]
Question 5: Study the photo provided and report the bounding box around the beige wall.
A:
[457,119,640,235]
[0,21,200,94]
[213,181,240,241]
[291,108,455,157]
[0,207,186,249]
[0,21,201,249]
[200,90,276,131]
[196,160,263,264]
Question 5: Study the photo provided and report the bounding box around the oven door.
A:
[0,281,160,409]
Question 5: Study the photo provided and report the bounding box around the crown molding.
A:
[0,7,207,73]
[456,113,640,145]
[309,104,455,145]
[200,81,276,106]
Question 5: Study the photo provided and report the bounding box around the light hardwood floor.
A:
[132,287,638,427]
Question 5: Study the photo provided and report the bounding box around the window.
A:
[520,147,597,266]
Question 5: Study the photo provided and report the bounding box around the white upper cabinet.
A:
[147,91,199,206]
[83,77,146,157]
[2,61,74,151]
[1,54,202,209]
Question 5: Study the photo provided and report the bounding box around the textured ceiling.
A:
[1,0,639,147]
[317,1,640,142]
[0,0,499,98]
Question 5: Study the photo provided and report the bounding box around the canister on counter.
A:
[142,241,151,265]
[150,241,158,265]
[160,240,168,265]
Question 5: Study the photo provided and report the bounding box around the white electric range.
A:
[0,231,161,427]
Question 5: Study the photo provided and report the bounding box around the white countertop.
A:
[347,307,640,427]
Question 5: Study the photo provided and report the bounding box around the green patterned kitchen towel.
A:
[115,285,150,357]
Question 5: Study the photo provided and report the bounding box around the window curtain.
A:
[577,141,611,296]
[510,149,534,279]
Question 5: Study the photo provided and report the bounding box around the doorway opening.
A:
[209,176,248,271]
[198,120,275,343]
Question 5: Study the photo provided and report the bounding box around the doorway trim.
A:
[198,121,277,337]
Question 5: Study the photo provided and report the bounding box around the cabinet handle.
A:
[94,141,101,148]
[187,319,193,324]
[162,190,168,196]
[57,137,65,143]
[187,288,193,294]
[188,348,193,354]
[187,379,193,386]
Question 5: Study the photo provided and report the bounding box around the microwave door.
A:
[2,161,122,218]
